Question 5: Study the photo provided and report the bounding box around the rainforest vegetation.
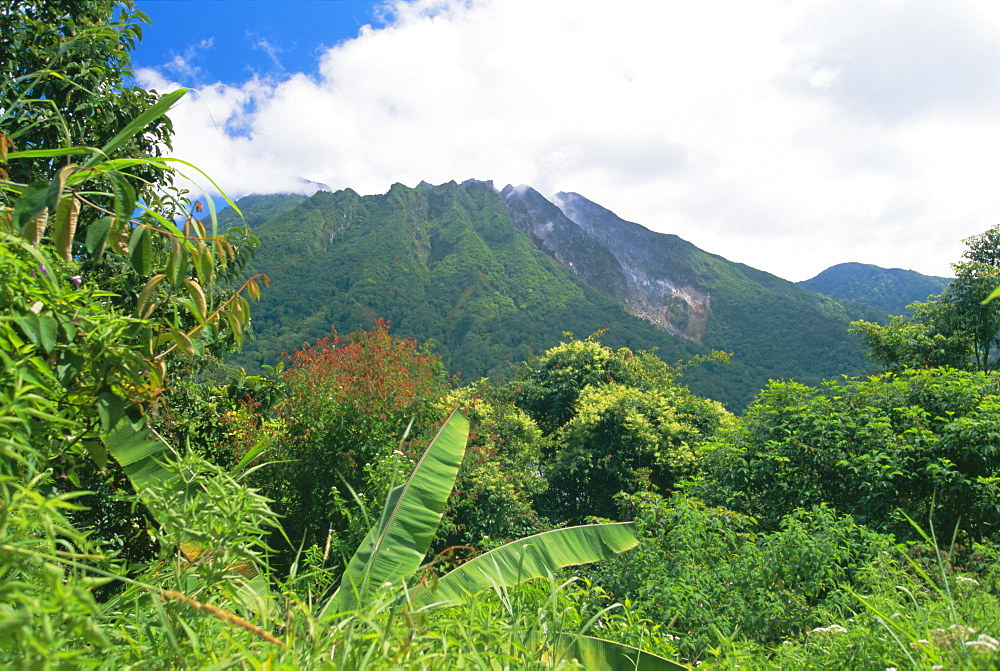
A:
[5,2,1000,669]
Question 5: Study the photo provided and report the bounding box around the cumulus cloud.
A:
[137,0,1000,281]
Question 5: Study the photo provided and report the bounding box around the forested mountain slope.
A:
[227,181,879,409]
[502,185,882,403]
[798,261,952,314]
[231,181,705,385]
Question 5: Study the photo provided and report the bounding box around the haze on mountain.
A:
[219,180,924,410]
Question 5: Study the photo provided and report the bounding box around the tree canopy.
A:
[1,1,173,191]
[851,225,1000,372]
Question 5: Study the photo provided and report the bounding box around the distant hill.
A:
[224,181,881,410]
[798,262,952,314]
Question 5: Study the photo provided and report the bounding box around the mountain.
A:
[798,262,952,314]
[501,186,883,402]
[232,180,703,386]
[216,193,307,229]
[226,180,881,410]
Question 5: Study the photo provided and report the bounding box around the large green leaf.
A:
[103,420,182,493]
[409,522,639,609]
[548,633,687,670]
[322,408,469,616]
[81,88,188,169]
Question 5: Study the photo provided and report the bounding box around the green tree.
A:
[948,226,1000,371]
[437,381,550,550]
[514,332,728,435]
[511,335,730,524]
[1,1,173,189]
[514,334,638,434]
[261,320,449,566]
[1,3,267,655]
[544,382,728,523]
[689,369,1000,542]
[849,304,970,371]
[851,226,1000,372]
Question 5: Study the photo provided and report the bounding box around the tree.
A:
[947,226,1000,370]
[689,369,1000,542]
[1,1,173,189]
[849,302,970,371]
[544,382,728,523]
[513,332,727,435]
[510,334,730,524]
[262,320,449,565]
[436,381,550,550]
[1,3,267,656]
[851,225,1000,372]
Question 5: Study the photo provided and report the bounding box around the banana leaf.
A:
[322,408,469,616]
[548,633,688,670]
[103,420,185,496]
[408,522,639,609]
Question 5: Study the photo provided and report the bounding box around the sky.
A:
[132,0,1000,282]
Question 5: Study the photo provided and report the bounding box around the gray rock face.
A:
[501,185,710,342]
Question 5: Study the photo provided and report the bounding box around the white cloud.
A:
[251,36,285,70]
[137,0,1000,281]
[161,37,215,81]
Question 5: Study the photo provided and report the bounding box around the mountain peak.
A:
[226,179,875,410]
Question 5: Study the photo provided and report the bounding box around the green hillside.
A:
[230,182,705,386]
[225,182,877,409]
[798,261,952,314]
[216,192,307,229]
[524,191,883,405]
[683,251,883,401]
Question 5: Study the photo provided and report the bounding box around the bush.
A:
[261,319,450,566]
[589,493,892,660]
[690,369,1000,542]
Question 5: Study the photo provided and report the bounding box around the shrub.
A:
[589,493,892,660]
[690,369,1000,542]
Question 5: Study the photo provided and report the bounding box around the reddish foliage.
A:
[281,319,446,422]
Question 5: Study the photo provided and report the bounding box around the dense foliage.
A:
[510,336,731,523]
[590,494,893,657]
[6,3,1000,669]
[261,319,450,566]
[1,0,174,188]
[689,368,1000,541]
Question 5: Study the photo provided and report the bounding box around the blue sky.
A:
[131,0,1000,282]
[134,1,383,86]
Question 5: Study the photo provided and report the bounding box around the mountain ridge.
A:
[224,180,886,409]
